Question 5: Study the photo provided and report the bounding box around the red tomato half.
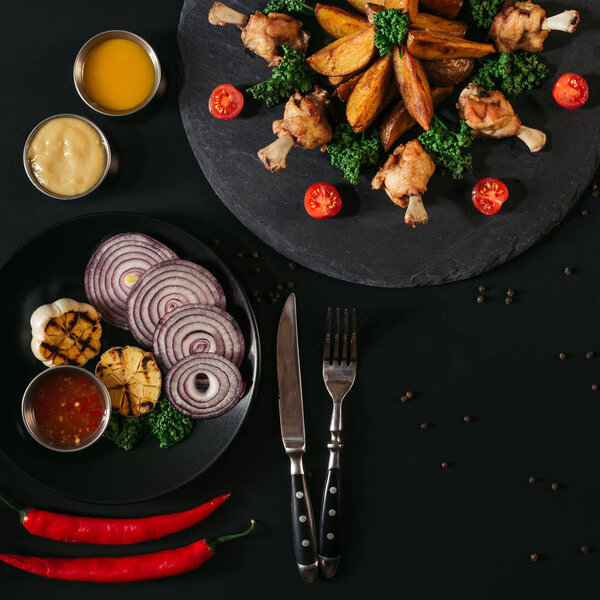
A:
[472,178,509,215]
[553,73,589,109]
[209,84,244,120]
[304,183,341,219]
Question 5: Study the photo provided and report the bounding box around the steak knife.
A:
[276,293,318,583]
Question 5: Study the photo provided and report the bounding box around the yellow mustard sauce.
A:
[27,117,106,197]
[82,38,155,112]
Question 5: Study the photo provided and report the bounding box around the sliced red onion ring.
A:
[127,260,226,348]
[165,353,243,419]
[84,233,178,329]
[153,304,245,370]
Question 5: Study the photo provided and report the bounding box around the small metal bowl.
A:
[23,113,112,200]
[73,30,162,116]
[22,366,112,453]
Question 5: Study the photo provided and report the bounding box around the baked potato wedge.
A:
[335,73,364,102]
[346,0,384,13]
[316,3,369,39]
[359,78,400,131]
[406,30,496,59]
[418,0,463,19]
[393,45,433,131]
[307,26,377,76]
[410,12,467,37]
[380,86,453,151]
[364,3,384,22]
[423,57,474,86]
[346,54,393,132]
[385,0,418,20]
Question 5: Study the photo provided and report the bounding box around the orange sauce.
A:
[33,371,106,446]
[83,38,155,112]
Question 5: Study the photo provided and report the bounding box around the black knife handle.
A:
[319,467,341,577]
[291,472,318,582]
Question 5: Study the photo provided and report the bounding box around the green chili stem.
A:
[0,491,29,521]
[207,519,256,554]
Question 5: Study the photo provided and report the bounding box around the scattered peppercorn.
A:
[586,351,595,359]
[267,291,273,298]
[564,267,572,276]
[593,190,600,198]
[528,476,536,484]
[582,209,590,216]
[254,267,261,275]
[236,252,244,259]
[400,395,408,402]
[274,292,281,299]
[213,239,220,247]
[559,353,566,360]
[507,289,515,297]
[271,297,277,304]
[288,262,297,271]
[420,423,429,430]
[441,461,448,468]
[478,285,486,293]
[476,296,484,304]
[406,391,414,399]
[581,545,590,554]
[251,251,259,258]
[287,281,295,288]
[551,482,559,491]
[530,553,539,562]
[505,297,513,305]
[594,184,598,191]
[463,415,471,422]
[276,283,284,291]
[592,384,599,391]
[255,296,261,303]
[252,290,259,297]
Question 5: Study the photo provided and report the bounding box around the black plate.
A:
[0,213,260,504]
[178,0,600,287]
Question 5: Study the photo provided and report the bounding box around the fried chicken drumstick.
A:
[208,2,310,66]
[371,140,436,228]
[258,87,333,172]
[457,83,546,153]
[489,1,580,53]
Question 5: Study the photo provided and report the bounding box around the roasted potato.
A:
[380,86,454,151]
[335,73,363,101]
[393,45,433,131]
[385,0,418,20]
[423,58,474,86]
[418,0,463,19]
[346,0,384,13]
[364,3,384,22]
[406,30,496,60]
[410,12,468,37]
[360,78,400,131]
[346,54,393,132]
[316,4,369,39]
[307,26,376,76]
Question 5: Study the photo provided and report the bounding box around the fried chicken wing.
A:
[489,1,579,53]
[457,83,546,152]
[209,2,310,66]
[258,88,333,172]
[371,139,436,227]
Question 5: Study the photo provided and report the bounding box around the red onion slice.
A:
[84,233,178,329]
[153,304,245,370]
[127,260,226,348]
[165,353,243,419]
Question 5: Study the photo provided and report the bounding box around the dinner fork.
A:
[318,307,357,579]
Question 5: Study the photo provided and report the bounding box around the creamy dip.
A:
[26,117,106,197]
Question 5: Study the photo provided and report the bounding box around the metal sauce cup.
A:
[22,366,112,453]
[23,113,112,200]
[73,30,162,116]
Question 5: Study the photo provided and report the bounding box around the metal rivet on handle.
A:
[327,533,335,540]
[296,491,304,499]
[299,515,307,522]
[302,539,310,547]
[329,487,337,494]
[329,509,336,517]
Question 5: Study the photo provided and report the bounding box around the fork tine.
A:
[332,308,340,364]
[323,307,332,363]
[350,308,357,364]
[341,308,349,364]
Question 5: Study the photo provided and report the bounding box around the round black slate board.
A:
[178,0,600,287]
[0,214,260,504]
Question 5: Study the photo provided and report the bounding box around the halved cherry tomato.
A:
[472,178,509,215]
[553,73,589,109]
[304,183,341,219]
[209,84,244,120]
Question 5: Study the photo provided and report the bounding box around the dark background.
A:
[1,1,599,598]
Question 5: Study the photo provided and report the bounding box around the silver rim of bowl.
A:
[22,113,112,200]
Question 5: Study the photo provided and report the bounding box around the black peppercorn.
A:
[528,476,536,484]
[564,267,572,276]
[505,297,513,305]
[530,554,538,562]
[406,391,414,399]
[400,395,408,402]
[551,482,559,491]
[507,289,515,297]
[251,251,259,259]
[559,353,566,360]
[476,296,484,304]
[586,351,595,360]
[463,415,471,423]
[478,285,486,293]
[592,384,599,392]
[236,252,244,259]
[441,461,448,468]
[581,545,590,554]
[420,423,428,430]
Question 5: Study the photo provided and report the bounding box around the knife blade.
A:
[276,293,318,583]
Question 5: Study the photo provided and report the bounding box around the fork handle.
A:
[319,464,341,578]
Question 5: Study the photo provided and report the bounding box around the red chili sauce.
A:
[33,371,106,446]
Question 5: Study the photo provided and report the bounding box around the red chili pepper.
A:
[0,520,255,582]
[0,492,230,545]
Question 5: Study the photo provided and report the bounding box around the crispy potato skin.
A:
[316,3,369,39]
[423,58,475,86]
[346,54,393,132]
[307,26,376,76]
[393,45,434,131]
[384,0,418,20]
[335,73,363,102]
[346,0,384,13]
[410,12,467,37]
[380,86,453,151]
[418,0,463,19]
[406,30,496,59]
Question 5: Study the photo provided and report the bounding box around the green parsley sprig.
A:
[263,0,315,16]
[468,0,504,28]
[327,124,379,185]
[373,9,410,56]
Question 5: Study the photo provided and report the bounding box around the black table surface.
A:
[1,1,599,598]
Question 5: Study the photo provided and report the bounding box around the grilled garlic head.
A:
[30,298,102,367]
[96,346,162,417]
